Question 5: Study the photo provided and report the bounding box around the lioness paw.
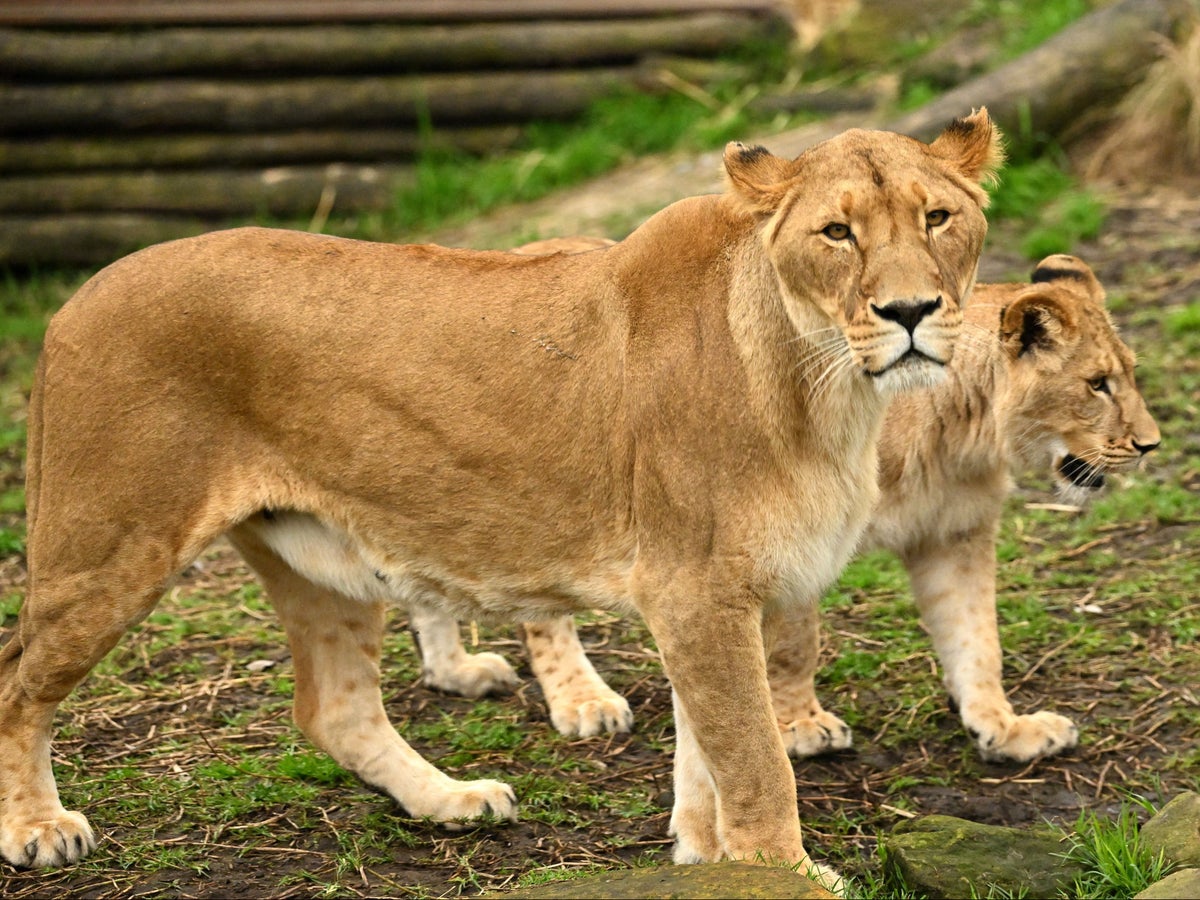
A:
[0,810,96,868]
[423,652,521,699]
[971,710,1078,763]
[549,691,634,738]
[779,712,853,759]
[412,778,519,829]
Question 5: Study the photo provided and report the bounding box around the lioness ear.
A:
[930,107,1005,189]
[1000,290,1079,359]
[1030,254,1105,304]
[723,142,796,215]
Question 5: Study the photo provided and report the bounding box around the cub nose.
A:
[871,296,943,335]
[1133,438,1160,454]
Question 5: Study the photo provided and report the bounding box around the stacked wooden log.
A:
[0,0,789,268]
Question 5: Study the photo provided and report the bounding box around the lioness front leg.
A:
[229,530,517,825]
[767,601,853,758]
[522,617,633,738]
[642,591,813,867]
[407,603,520,699]
[905,532,1078,763]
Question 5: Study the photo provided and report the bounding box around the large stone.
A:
[1140,792,1200,868]
[1134,867,1200,899]
[882,815,1084,900]
[491,861,839,899]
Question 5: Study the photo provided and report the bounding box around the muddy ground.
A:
[1,175,1198,898]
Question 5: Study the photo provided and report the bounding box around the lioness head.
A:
[991,254,1161,499]
[723,108,1003,395]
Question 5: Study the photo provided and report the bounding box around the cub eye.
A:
[1088,376,1110,394]
[926,209,950,228]
[822,223,852,241]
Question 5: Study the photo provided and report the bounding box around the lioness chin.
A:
[413,254,1159,767]
[0,111,1000,876]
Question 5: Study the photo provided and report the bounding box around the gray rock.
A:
[1134,867,1200,899]
[490,861,839,899]
[1140,792,1200,868]
[882,814,1084,900]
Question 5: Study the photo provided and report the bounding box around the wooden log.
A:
[0,165,414,216]
[0,67,642,136]
[0,126,522,174]
[0,14,781,79]
[0,213,214,269]
[883,0,1195,146]
[0,1,785,26]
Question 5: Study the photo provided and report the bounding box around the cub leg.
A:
[666,687,720,863]
[228,529,517,825]
[407,604,520,699]
[767,602,853,758]
[522,617,633,738]
[0,556,177,867]
[904,531,1078,763]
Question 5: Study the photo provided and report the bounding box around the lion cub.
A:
[413,254,1159,764]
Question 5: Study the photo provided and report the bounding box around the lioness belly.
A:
[241,511,638,621]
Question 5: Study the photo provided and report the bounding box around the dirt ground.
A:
[1,173,1198,899]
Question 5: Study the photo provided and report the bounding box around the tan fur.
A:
[435,254,1156,763]
[0,112,1000,874]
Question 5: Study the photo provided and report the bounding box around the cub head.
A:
[995,254,1160,500]
[723,108,1003,395]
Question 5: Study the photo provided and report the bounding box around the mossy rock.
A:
[1134,867,1200,899]
[1140,792,1200,868]
[883,814,1083,900]
[491,861,838,899]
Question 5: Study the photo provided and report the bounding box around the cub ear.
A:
[723,142,796,215]
[1030,254,1105,304]
[1000,289,1079,360]
[930,107,1005,188]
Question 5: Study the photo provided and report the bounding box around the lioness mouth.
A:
[1058,454,1106,489]
[866,347,942,378]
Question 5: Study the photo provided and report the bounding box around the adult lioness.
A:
[0,111,1000,873]
[415,254,1158,763]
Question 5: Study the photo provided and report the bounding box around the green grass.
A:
[987,157,1107,258]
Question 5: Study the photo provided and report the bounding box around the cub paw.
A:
[0,810,96,868]
[970,710,1079,763]
[423,652,520,699]
[779,711,853,759]
[549,691,634,738]
[416,778,519,830]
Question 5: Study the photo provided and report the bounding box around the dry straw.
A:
[1087,15,1200,182]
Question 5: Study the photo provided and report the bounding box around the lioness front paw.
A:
[969,710,1079,763]
[423,652,521,699]
[779,711,853,759]
[549,691,634,738]
[0,810,96,868]
[411,778,518,829]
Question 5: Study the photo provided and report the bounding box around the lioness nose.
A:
[1133,439,1160,454]
[871,296,943,335]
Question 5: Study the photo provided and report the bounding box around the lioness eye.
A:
[926,209,950,228]
[1088,376,1110,394]
[822,223,852,241]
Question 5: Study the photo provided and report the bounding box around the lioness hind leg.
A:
[0,563,175,868]
[228,529,517,826]
[407,603,520,699]
[522,617,632,738]
[905,535,1078,764]
[767,604,852,758]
